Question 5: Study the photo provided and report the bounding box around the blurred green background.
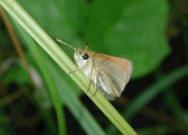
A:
[0,0,188,135]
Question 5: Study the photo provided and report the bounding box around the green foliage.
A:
[18,0,170,78]
[2,64,29,85]
[0,111,12,135]
[124,65,188,119]
[16,26,106,135]
[3,0,187,134]
[0,0,138,134]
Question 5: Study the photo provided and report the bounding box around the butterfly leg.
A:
[87,72,97,97]
[87,76,92,93]
[90,69,98,97]
[91,82,97,97]
[87,67,93,93]
[87,60,95,96]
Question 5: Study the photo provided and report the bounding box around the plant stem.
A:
[0,0,137,134]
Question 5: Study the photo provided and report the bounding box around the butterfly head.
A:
[74,49,91,66]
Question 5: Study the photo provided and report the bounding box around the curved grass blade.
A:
[14,22,107,135]
[125,65,188,119]
[0,0,137,134]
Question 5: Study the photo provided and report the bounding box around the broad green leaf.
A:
[18,0,170,78]
[18,0,81,46]
[84,0,170,78]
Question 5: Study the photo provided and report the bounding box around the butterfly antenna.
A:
[56,38,76,51]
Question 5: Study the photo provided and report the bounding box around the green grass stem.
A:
[0,0,137,134]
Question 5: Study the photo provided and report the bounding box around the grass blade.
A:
[16,25,106,135]
[125,65,188,119]
[0,0,137,134]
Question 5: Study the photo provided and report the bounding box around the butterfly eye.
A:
[82,53,89,60]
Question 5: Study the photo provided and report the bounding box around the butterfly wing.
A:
[92,53,132,99]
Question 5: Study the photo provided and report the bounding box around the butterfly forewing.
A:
[93,53,132,98]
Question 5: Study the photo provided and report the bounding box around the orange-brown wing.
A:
[91,53,132,98]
